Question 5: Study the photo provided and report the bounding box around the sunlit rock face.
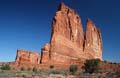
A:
[84,19,102,60]
[49,3,85,64]
[40,43,50,64]
[51,3,84,48]
[15,3,103,66]
[15,49,41,65]
[41,3,102,64]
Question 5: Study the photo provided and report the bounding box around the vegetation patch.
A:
[69,65,78,74]
[82,59,100,74]
[0,64,11,70]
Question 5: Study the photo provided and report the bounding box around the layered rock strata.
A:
[15,49,41,65]
[15,3,102,66]
[41,3,102,64]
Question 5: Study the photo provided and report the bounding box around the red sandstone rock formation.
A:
[49,3,84,64]
[15,3,102,66]
[41,3,102,64]
[40,43,50,64]
[84,19,102,60]
[15,49,41,65]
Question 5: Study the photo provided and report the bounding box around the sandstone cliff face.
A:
[48,3,85,64]
[84,19,102,60]
[40,43,50,64]
[15,49,41,65]
[51,3,84,48]
[15,3,102,66]
[41,3,102,64]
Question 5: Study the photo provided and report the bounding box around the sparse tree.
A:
[50,65,54,69]
[69,65,78,74]
[20,67,25,71]
[82,59,100,74]
[1,64,11,70]
[27,67,31,71]
[32,67,37,73]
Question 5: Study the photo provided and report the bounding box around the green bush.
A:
[83,59,100,74]
[20,67,25,71]
[69,65,78,74]
[50,65,54,69]
[27,67,31,71]
[1,64,11,70]
[32,67,37,73]
[22,74,26,77]
[49,70,65,75]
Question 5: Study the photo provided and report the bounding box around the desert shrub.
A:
[1,64,11,70]
[50,65,54,69]
[83,59,100,74]
[20,67,25,71]
[104,60,108,63]
[32,67,37,73]
[21,73,27,77]
[113,62,117,64]
[69,65,78,74]
[49,70,65,75]
[27,67,31,71]
[49,70,58,74]
[0,70,4,73]
[110,62,113,64]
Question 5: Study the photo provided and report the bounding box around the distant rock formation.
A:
[15,49,41,65]
[15,3,102,66]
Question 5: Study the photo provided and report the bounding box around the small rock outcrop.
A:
[15,49,41,65]
[40,43,50,64]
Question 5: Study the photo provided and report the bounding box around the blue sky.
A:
[0,0,120,62]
